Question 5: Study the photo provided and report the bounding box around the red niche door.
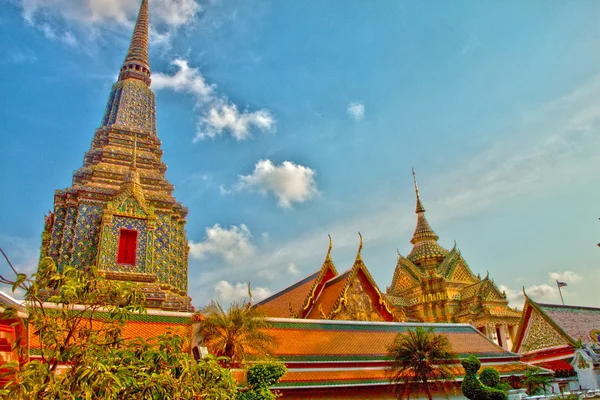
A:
[117,229,138,265]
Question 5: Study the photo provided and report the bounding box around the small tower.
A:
[39,0,192,312]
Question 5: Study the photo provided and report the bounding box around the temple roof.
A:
[255,272,321,318]
[259,318,519,362]
[305,235,395,321]
[537,303,600,345]
[255,236,338,318]
[513,295,600,355]
[406,170,448,265]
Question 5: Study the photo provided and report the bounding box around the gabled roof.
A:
[306,237,396,321]
[536,303,600,345]
[388,252,423,294]
[514,294,600,355]
[255,271,322,318]
[256,237,338,318]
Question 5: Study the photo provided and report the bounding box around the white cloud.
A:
[152,59,215,102]
[347,101,364,121]
[288,263,300,275]
[188,56,600,308]
[236,160,319,208]
[499,283,561,309]
[19,0,200,47]
[214,280,271,304]
[527,284,560,303]
[549,271,582,283]
[500,271,582,309]
[198,102,275,141]
[188,224,255,264]
[153,59,275,141]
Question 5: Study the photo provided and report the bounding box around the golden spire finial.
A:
[356,232,363,261]
[119,0,151,86]
[412,168,426,214]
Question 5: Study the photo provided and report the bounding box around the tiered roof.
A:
[239,318,533,391]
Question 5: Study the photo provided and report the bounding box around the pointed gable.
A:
[255,272,322,318]
[307,235,397,322]
[388,252,422,294]
[256,237,338,318]
[513,296,575,354]
[514,295,600,355]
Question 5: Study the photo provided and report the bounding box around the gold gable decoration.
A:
[332,280,385,322]
[521,311,568,352]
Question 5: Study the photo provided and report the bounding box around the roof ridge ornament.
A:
[356,232,363,261]
[326,234,333,261]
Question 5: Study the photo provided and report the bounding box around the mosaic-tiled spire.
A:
[118,0,151,86]
[43,0,192,311]
[407,169,448,265]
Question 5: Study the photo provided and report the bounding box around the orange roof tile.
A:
[260,319,514,362]
[256,272,320,318]
[306,271,350,319]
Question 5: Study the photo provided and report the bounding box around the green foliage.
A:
[387,326,456,400]
[522,366,550,396]
[480,367,500,388]
[461,355,508,400]
[237,360,287,400]
[0,255,238,399]
[197,300,275,364]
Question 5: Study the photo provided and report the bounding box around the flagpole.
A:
[556,280,565,305]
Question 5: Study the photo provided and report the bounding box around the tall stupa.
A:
[39,0,192,311]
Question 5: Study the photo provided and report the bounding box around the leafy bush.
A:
[480,367,500,388]
[237,360,287,400]
[0,255,238,400]
[461,355,508,400]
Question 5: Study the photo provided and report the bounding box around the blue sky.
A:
[1,0,599,309]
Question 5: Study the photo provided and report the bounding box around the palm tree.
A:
[196,300,274,365]
[387,326,455,400]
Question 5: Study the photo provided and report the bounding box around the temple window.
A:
[117,229,138,265]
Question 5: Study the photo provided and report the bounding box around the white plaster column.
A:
[499,324,509,350]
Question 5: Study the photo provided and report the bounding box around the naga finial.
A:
[327,234,333,257]
[357,232,363,260]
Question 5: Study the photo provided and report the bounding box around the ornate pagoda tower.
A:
[39,0,192,312]
[386,170,521,349]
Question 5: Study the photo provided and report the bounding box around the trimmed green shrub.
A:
[237,360,287,400]
[461,355,508,400]
[480,367,500,388]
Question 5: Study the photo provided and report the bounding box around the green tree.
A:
[387,326,455,400]
[196,300,274,364]
[461,356,507,400]
[522,366,550,396]
[236,360,287,400]
[0,252,238,399]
